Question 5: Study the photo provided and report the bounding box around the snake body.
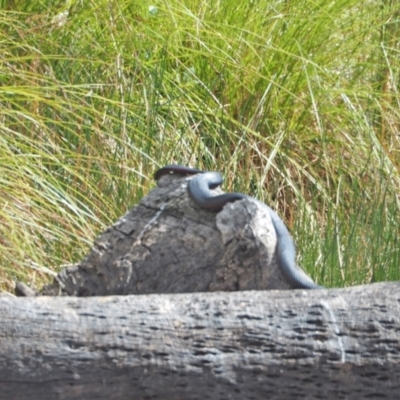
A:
[155,165,322,289]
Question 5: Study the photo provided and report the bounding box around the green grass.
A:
[0,0,399,292]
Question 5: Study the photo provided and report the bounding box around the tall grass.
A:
[0,0,399,291]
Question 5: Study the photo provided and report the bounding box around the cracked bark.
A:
[1,283,400,399]
[40,172,292,296]
[5,172,398,399]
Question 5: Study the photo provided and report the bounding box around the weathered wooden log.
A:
[8,170,396,398]
[40,171,297,296]
[1,282,400,399]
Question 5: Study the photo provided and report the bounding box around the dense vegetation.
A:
[1,0,399,292]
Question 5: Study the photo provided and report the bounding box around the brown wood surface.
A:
[1,282,400,399]
[40,171,294,296]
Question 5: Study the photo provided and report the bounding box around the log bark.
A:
[1,282,400,399]
[40,171,295,296]
[7,172,397,398]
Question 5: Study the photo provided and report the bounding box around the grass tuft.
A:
[0,0,399,291]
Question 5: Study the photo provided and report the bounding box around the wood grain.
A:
[1,283,400,399]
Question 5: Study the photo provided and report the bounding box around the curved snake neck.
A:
[155,165,322,290]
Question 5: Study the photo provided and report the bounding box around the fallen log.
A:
[5,169,398,398]
[1,282,400,399]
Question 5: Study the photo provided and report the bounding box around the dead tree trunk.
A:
[1,282,400,400]
[39,170,297,297]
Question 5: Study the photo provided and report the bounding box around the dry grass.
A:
[0,0,399,292]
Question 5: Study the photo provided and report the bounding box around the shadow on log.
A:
[1,283,400,399]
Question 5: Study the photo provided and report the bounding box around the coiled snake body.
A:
[155,165,322,289]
